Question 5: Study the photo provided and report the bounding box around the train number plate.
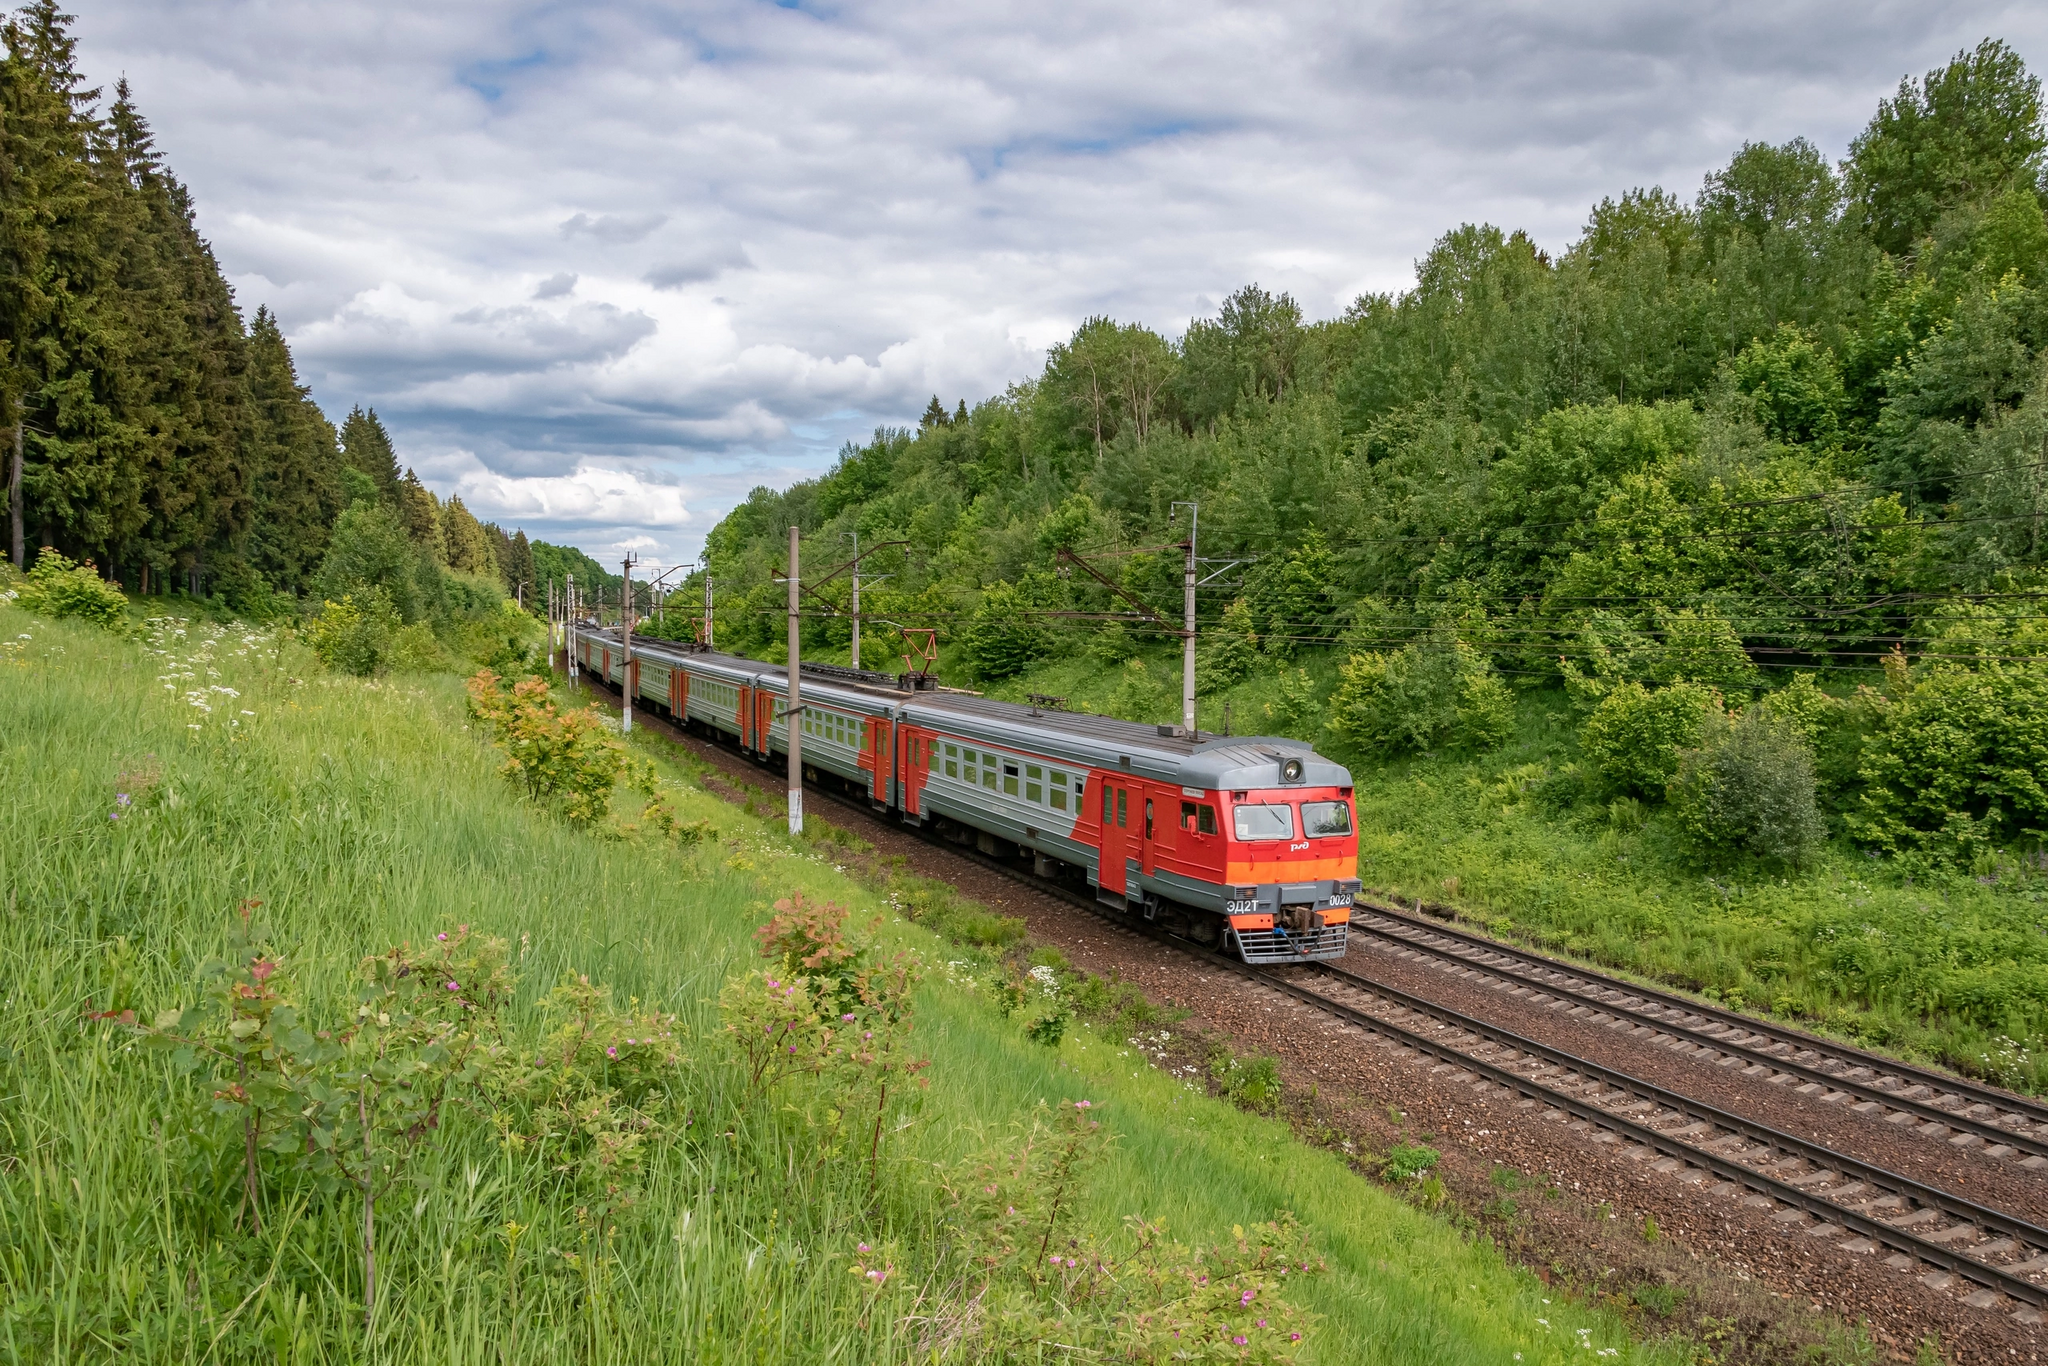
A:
[1225,899,1259,915]
[1327,891,1353,907]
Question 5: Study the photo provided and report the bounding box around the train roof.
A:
[583,628,1352,791]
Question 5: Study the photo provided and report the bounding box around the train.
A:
[569,627,1359,964]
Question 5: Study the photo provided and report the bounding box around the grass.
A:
[977,639,2048,1094]
[0,604,1689,1362]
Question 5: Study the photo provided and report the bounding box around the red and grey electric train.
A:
[571,628,1359,963]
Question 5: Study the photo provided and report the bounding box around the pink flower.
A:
[787,1044,796,1053]
[1257,1319,1267,1328]
[1290,1333,1301,1342]
[436,933,447,941]
[1048,1256,1061,1265]
[858,1242,870,1253]
[1241,1290,1255,1306]
[1074,1099,1092,1109]
[1233,1336,1246,1347]
[1065,1258,1077,1269]
[842,1013,856,1022]
[863,1030,872,1040]
[626,1037,635,1045]
[606,1047,618,1058]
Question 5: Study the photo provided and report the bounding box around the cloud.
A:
[560,212,670,244]
[71,0,2048,568]
[457,463,690,527]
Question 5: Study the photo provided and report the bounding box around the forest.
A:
[694,37,2048,879]
[0,3,577,633]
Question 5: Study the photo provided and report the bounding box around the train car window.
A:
[1115,788,1127,828]
[1143,799,1154,839]
[1180,800,1198,830]
[1199,804,1218,835]
[1302,801,1353,837]
[1101,783,1112,824]
[944,743,959,778]
[1003,763,1019,797]
[1050,774,1067,812]
[1025,764,1042,803]
[982,756,997,789]
[1232,804,1294,841]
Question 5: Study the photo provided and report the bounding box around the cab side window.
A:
[1143,798,1154,839]
[1198,804,1217,835]
[1115,788,1127,828]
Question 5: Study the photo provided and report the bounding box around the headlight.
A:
[1280,757,1304,784]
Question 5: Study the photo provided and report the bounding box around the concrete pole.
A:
[567,574,578,683]
[786,525,803,836]
[1181,503,1198,736]
[850,560,860,671]
[621,556,635,734]
[702,562,714,649]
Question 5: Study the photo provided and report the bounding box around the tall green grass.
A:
[0,606,1677,1363]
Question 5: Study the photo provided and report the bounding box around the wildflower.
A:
[1290,1332,1302,1342]
[842,1013,856,1022]
[1240,1290,1255,1306]
[858,1242,870,1253]
[787,1044,796,1054]
[1074,1099,1092,1110]
[1257,1319,1267,1328]
[437,933,448,941]
[864,1030,873,1039]
[1233,1337,1247,1347]
[607,1047,618,1058]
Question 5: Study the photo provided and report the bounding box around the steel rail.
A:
[1343,907,2048,1161]
[1255,956,2048,1310]
[1350,899,2048,1133]
[577,672,2048,1311]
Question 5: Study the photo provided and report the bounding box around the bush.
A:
[308,590,401,676]
[1579,680,1718,797]
[1194,597,1259,692]
[17,550,128,627]
[1668,708,1826,868]
[1110,657,1172,724]
[1328,638,1513,757]
[1380,1143,1440,1182]
[1852,661,2048,859]
[315,503,431,622]
[467,669,643,824]
[959,580,1051,681]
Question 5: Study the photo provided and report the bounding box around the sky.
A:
[72,0,2048,572]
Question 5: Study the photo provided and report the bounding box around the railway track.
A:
[1344,902,2048,1166]
[587,675,2048,1323]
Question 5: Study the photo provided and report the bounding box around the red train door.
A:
[1096,776,1130,895]
[756,691,775,756]
[738,685,754,750]
[871,719,891,801]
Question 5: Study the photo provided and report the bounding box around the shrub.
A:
[308,590,402,675]
[1329,638,1513,757]
[18,550,128,627]
[1852,661,2048,859]
[1668,708,1827,868]
[959,580,1051,681]
[315,503,430,622]
[1110,656,1172,724]
[1578,680,1718,797]
[1194,597,1259,692]
[1380,1143,1440,1182]
[1754,671,1841,744]
[466,669,641,823]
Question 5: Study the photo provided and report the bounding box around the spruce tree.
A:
[441,494,493,576]
[394,468,446,563]
[339,406,400,500]
[244,307,343,596]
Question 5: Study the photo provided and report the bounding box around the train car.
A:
[572,628,1357,963]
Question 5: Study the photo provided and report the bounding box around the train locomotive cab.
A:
[1179,744,1360,965]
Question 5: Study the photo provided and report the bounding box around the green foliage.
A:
[466,669,645,825]
[1109,655,1172,724]
[1726,325,1848,447]
[1379,1143,1441,1182]
[1209,1051,1283,1113]
[1846,38,2046,257]
[1669,708,1828,868]
[307,590,401,676]
[16,549,127,626]
[959,579,1052,681]
[1579,681,1719,797]
[1196,597,1260,692]
[1329,636,1514,757]
[1854,661,2048,858]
